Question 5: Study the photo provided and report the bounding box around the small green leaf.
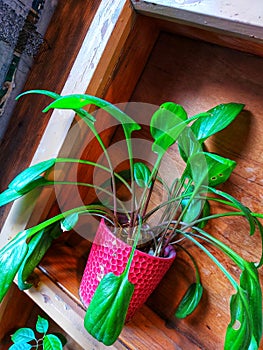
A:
[175,282,203,318]
[0,231,28,302]
[151,103,187,155]
[205,152,236,186]
[191,103,244,143]
[11,328,35,344]
[8,159,55,193]
[43,334,63,350]
[84,272,134,346]
[36,315,49,334]
[134,162,151,188]
[52,333,67,347]
[60,213,79,232]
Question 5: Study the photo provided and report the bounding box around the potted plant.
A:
[0,90,262,349]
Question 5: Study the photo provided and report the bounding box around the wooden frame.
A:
[1,1,263,348]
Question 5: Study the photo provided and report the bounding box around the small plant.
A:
[0,90,262,349]
[9,315,67,349]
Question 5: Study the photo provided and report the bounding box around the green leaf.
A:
[36,315,49,334]
[43,334,63,350]
[0,177,49,208]
[0,231,28,302]
[134,162,151,188]
[9,343,32,350]
[41,94,140,138]
[205,152,236,186]
[11,328,35,344]
[151,102,188,155]
[182,198,204,224]
[60,213,79,232]
[175,282,203,318]
[17,225,62,290]
[191,103,244,143]
[0,188,23,207]
[198,200,210,229]
[254,217,263,267]
[84,271,134,346]
[52,333,67,347]
[8,159,55,193]
[240,263,262,347]
[178,127,203,162]
[224,290,252,350]
[16,89,96,122]
[16,89,61,100]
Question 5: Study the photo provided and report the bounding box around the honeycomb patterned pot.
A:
[79,219,176,321]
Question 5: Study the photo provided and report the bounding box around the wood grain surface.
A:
[1,4,263,349]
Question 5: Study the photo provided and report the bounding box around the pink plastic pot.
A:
[79,219,176,321]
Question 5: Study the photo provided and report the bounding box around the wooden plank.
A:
[156,18,263,58]
[0,284,35,348]
[132,0,263,41]
[129,31,263,349]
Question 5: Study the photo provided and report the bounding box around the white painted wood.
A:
[0,0,128,347]
[132,0,263,40]
[0,0,128,244]
[22,272,124,349]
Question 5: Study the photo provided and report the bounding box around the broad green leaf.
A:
[175,282,203,318]
[191,103,244,143]
[84,271,134,346]
[11,328,35,343]
[9,343,32,350]
[205,152,236,186]
[240,263,262,347]
[43,334,63,350]
[36,315,49,334]
[198,200,210,229]
[182,198,204,224]
[224,291,252,350]
[61,213,79,231]
[42,94,140,138]
[178,127,203,162]
[0,231,28,302]
[17,224,62,290]
[151,102,187,155]
[8,159,55,193]
[0,177,49,208]
[134,162,151,188]
[247,336,258,350]
[0,188,22,207]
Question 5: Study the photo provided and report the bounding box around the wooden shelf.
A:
[1,1,263,349]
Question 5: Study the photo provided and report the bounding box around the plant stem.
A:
[179,231,239,290]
